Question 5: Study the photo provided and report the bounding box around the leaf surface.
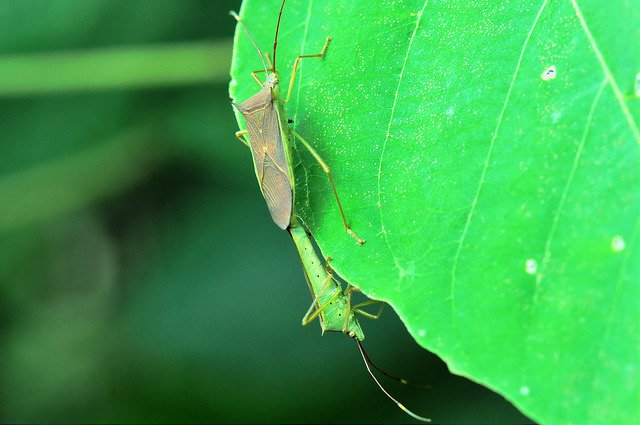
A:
[230,1,640,423]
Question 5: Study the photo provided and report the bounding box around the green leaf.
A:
[229,0,640,423]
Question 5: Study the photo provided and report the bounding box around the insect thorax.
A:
[265,72,280,94]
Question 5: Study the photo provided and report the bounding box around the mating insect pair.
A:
[230,1,429,422]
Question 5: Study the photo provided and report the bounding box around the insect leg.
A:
[249,52,275,87]
[283,37,331,104]
[250,67,274,87]
[345,285,386,319]
[235,130,251,148]
[291,130,365,245]
[343,281,353,332]
[302,256,341,326]
[352,300,386,320]
[301,276,340,326]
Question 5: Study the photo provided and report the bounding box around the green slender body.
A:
[289,222,365,341]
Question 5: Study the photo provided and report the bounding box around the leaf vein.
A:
[376,0,429,274]
[532,78,608,305]
[449,0,549,314]
[570,0,640,144]
[291,0,314,125]
[593,215,640,395]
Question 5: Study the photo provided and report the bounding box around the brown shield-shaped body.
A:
[233,83,294,229]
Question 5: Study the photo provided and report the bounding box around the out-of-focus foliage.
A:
[0,1,530,423]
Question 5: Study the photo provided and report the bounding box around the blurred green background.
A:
[0,1,532,423]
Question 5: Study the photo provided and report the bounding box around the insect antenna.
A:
[229,10,269,76]
[358,339,429,389]
[272,0,287,73]
[356,340,431,423]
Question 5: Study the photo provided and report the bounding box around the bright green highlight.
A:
[0,41,231,96]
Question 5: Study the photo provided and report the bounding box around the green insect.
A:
[230,1,429,422]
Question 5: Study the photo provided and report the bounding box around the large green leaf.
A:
[229,0,639,423]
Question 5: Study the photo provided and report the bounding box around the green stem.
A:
[0,40,231,96]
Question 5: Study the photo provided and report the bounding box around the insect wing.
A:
[233,86,294,229]
[260,152,292,229]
